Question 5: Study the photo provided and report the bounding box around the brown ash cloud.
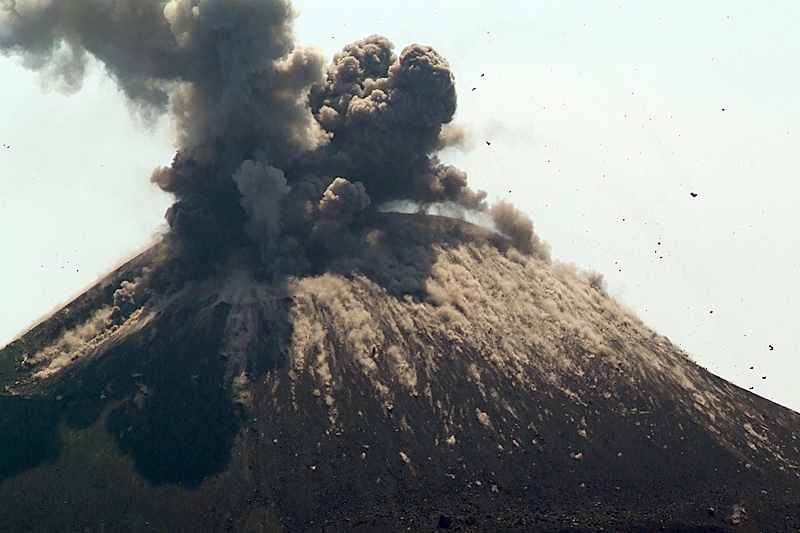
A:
[1,0,543,283]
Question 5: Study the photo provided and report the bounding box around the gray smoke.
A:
[233,160,291,243]
[1,0,545,278]
[308,35,483,208]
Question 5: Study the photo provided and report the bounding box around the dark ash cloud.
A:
[308,35,482,207]
[1,0,543,278]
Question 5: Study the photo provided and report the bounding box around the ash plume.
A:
[1,0,540,279]
[308,35,483,208]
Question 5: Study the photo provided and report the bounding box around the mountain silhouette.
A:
[1,212,798,532]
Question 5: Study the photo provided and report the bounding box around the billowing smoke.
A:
[1,0,543,279]
[308,35,483,208]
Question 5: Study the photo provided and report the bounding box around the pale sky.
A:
[1,1,798,412]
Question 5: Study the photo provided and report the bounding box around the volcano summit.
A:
[2,0,800,531]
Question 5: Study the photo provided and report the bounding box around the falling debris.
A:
[769,344,774,351]
[690,192,698,197]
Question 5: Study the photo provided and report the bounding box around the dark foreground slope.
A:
[1,213,799,532]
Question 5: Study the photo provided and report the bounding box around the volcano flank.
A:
[2,0,800,531]
[1,213,800,532]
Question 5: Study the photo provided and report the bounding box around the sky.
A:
[1,1,798,412]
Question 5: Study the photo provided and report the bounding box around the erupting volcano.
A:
[1,1,799,531]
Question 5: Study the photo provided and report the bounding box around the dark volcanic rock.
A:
[1,213,799,532]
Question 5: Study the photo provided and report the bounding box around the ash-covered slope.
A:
[1,212,799,532]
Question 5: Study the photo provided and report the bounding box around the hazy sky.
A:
[1,1,798,412]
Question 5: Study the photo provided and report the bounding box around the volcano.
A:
[1,212,799,532]
[2,1,800,529]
